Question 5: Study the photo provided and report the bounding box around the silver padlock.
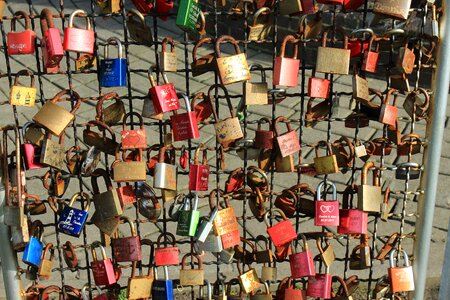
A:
[196,206,219,243]
[200,232,223,253]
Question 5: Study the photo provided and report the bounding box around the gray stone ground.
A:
[0,0,448,299]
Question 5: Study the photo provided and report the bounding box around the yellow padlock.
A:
[9,70,36,107]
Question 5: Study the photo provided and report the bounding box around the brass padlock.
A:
[314,141,339,175]
[316,238,335,268]
[160,37,177,72]
[245,64,269,105]
[127,9,153,46]
[357,161,382,212]
[179,254,204,286]
[9,70,36,107]
[215,35,250,85]
[38,243,54,279]
[33,89,81,136]
[112,147,147,182]
[352,73,369,102]
[316,29,350,75]
[238,264,260,294]
[91,168,123,220]
[275,151,295,173]
[247,7,272,41]
[373,0,411,20]
[95,91,125,126]
[40,133,65,170]
[127,240,154,299]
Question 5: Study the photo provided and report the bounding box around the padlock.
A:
[388,249,415,292]
[191,38,215,77]
[100,37,127,87]
[273,35,300,87]
[279,0,303,15]
[111,216,142,262]
[289,234,315,278]
[10,70,37,107]
[22,123,44,170]
[160,37,178,72]
[306,267,332,299]
[395,162,421,180]
[264,208,297,247]
[171,93,200,141]
[37,243,54,280]
[7,11,36,55]
[40,133,65,170]
[112,147,147,182]
[209,84,244,147]
[357,161,382,212]
[63,10,95,53]
[148,69,180,114]
[179,254,205,286]
[245,64,269,105]
[92,168,123,220]
[75,51,97,71]
[95,92,125,126]
[33,89,81,136]
[349,234,371,270]
[131,0,153,13]
[210,189,239,237]
[254,118,273,149]
[11,217,29,251]
[176,193,200,237]
[176,0,201,33]
[155,232,179,266]
[0,0,5,19]
[189,145,210,191]
[215,35,251,85]
[234,237,256,264]
[136,182,161,221]
[343,0,364,10]
[127,239,154,299]
[305,98,331,128]
[330,136,354,170]
[127,8,153,46]
[362,36,380,73]
[120,112,147,149]
[274,150,295,172]
[396,42,416,74]
[196,206,219,243]
[250,282,271,300]
[58,192,91,237]
[390,72,410,93]
[331,276,357,300]
[314,180,339,226]
[314,141,339,175]
[308,69,330,99]
[200,231,224,253]
[274,116,300,157]
[90,241,117,286]
[40,9,63,71]
[23,122,45,146]
[252,235,272,265]
[116,182,136,208]
[81,283,109,300]
[403,87,430,120]
[152,266,174,300]
[83,120,119,156]
[338,185,368,234]
[96,0,121,13]
[352,73,369,103]
[23,221,44,267]
[238,264,261,294]
[248,7,272,41]
[373,0,412,20]
[276,276,307,300]
[226,278,246,300]
[189,92,212,124]
[316,29,351,75]
[316,237,336,267]
[397,133,422,156]
[274,188,298,218]
[425,4,439,40]
[154,146,177,190]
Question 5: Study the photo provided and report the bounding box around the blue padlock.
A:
[57,192,90,237]
[100,37,127,87]
[152,266,174,300]
[23,220,44,267]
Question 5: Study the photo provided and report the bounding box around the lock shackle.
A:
[213,279,227,298]
[194,143,208,165]
[292,233,309,252]
[215,35,241,57]
[190,192,199,210]
[13,69,35,88]
[350,28,374,40]
[408,87,431,115]
[21,121,43,140]
[314,140,333,158]
[207,83,236,121]
[156,232,177,247]
[273,116,293,137]
[256,117,272,131]
[316,180,337,201]
[197,10,206,35]
[51,89,82,115]
[40,9,55,34]
[238,236,257,253]
[396,162,420,171]
[332,276,351,297]
[367,35,380,52]
[247,165,269,187]
[122,111,144,131]
[316,237,332,255]
[181,253,203,269]
[332,136,355,167]
[44,130,65,145]
[389,249,411,267]
[254,234,270,250]
[68,192,91,212]
[400,133,421,144]
[249,64,267,82]
[321,27,349,49]
[30,220,44,240]
[279,34,298,59]
[104,37,123,59]
[383,88,399,106]
[91,168,114,194]
[42,243,54,261]
[263,208,288,227]
[127,8,146,24]
[192,37,214,62]
[276,188,298,211]
[174,92,191,113]
[161,37,176,53]
[208,188,231,210]
[157,146,170,163]
[117,216,138,237]
[11,11,31,32]
[138,239,155,277]
[90,241,108,261]
[95,92,122,122]
[84,120,117,142]
[342,184,357,209]
[68,9,92,31]
[121,148,144,162]
[63,285,82,298]
[383,28,405,38]
[361,161,377,185]
[81,283,103,299]
[40,285,63,299]
[199,280,212,300]
[251,7,271,27]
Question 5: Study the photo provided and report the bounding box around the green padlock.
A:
[176,0,200,33]
[188,193,200,237]
[176,194,200,237]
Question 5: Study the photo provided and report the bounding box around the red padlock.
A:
[306,272,332,299]
[120,112,147,150]
[90,242,117,286]
[265,208,297,247]
[63,10,95,54]
[343,0,365,10]
[148,70,180,114]
[362,36,380,73]
[289,234,315,278]
[111,217,142,262]
[191,91,213,123]
[131,0,153,13]
[189,145,209,191]
[116,182,136,207]
[225,167,245,193]
[273,35,300,87]
[308,69,331,99]
[347,40,369,57]
[40,9,63,72]
[337,185,368,235]
[170,93,200,141]
[274,116,300,158]
[221,229,241,249]
[7,11,36,55]
[314,180,340,227]
[379,89,399,127]
[155,233,179,266]
[254,117,274,149]
[154,0,174,20]
[146,144,171,176]
[22,123,44,170]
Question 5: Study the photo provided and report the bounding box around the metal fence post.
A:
[439,220,450,300]
[413,1,450,299]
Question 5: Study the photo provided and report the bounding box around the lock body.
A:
[63,27,95,53]
[176,0,201,33]
[100,58,127,87]
[289,250,315,278]
[57,206,88,237]
[273,57,300,87]
[42,28,64,68]
[33,102,75,136]
[8,30,36,55]
[152,279,174,300]
[308,77,330,99]
[170,111,200,141]
[337,209,368,234]
[189,164,209,191]
[154,163,177,190]
[23,144,44,170]
[315,199,339,226]
[216,53,251,85]
[306,273,332,299]
[23,237,44,267]
[112,236,142,262]
[91,259,116,286]
[149,83,180,114]
[40,138,65,170]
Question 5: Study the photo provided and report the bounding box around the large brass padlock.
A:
[112,148,147,182]
[33,89,81,136]
[9,70,36,107]
[215,35,250,85]
[127,240,154,299]
[245,64,269,105]
[316,29,350,75]
[357,161,382,212]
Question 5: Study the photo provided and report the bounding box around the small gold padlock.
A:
[313,141,339,175]
[9,70,36,107]
[247,7,272,41]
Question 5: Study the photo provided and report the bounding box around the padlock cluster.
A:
[1,0,438,299]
